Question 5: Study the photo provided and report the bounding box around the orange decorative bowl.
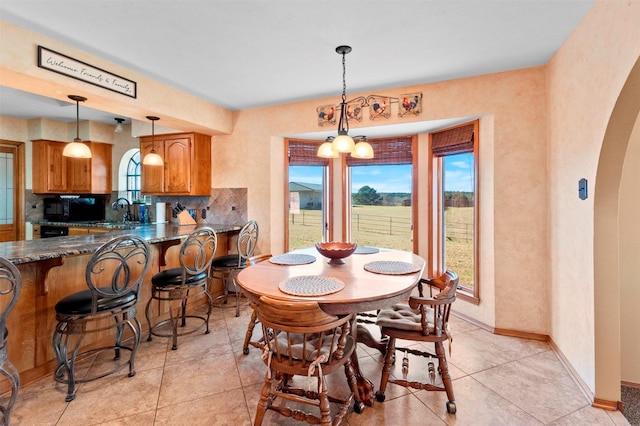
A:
[315,242,357,264]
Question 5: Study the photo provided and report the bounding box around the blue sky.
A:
[289,152,474,193]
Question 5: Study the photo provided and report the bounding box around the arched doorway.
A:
[593,57,640,405]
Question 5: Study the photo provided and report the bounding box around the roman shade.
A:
[431,123,475,156]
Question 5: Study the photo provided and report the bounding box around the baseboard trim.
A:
[451,311,548,341]
[593,398,623,412]
[621,381,640,389]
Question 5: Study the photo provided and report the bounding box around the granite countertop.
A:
[33,220,143,230]
[0,223,242,264]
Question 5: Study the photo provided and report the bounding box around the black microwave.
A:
[43,197,105,222]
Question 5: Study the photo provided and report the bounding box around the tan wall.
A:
[620,113,640,384]
[212,67,549,333]
[547,0,640,395]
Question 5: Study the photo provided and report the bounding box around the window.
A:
[126,150,141,202]
[346,136,415,251]
[286,140,331,250]
[431,121,478,301]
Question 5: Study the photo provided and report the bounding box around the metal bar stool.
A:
[0,257,21,425]
[52,235,151,402]
[145,227,217,350]
[210,220,258,317]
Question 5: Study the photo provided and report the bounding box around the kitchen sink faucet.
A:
[112,198,133,222]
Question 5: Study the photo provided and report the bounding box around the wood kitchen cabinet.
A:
[140,132,211,195]
[32,140,112,194]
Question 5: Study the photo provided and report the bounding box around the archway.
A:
[593,57,640,405]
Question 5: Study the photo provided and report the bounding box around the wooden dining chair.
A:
[252,296,362,425]
[375,270,459,415]
[241,254,272,354]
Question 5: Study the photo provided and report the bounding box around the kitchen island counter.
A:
[0,223,242,390]
[1,223,241,264]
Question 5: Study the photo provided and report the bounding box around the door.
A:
[0,142,24,242]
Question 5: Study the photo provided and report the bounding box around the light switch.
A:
[579,178,588,200]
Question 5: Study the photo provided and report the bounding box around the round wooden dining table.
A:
[236,246,426,410]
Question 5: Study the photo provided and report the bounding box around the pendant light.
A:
[353,136,374,159]
[63,95,92,158]
[142,116,163,166]
[114,117,124,133]
[317,137,339,158]
[317,45,374,159]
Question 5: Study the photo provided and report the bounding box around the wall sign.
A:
[37,46,137,98]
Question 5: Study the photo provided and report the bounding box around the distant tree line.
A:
[352,186,474,207]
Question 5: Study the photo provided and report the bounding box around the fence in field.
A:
[445,222,473,242]
[290,210,471,241]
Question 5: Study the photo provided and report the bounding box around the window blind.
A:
[288,140,329,166]
[431,123,475,157]
[346,136,413,166]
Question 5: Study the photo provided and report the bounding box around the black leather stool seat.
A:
[55,288,137,316]
[151,268,208,287]
[211,255,247,269]
[145,227,218,351]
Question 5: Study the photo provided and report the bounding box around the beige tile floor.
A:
[10,302,631,425]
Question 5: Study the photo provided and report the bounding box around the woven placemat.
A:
[278,275,345,296]
[364,261,421,275]
[354,246,380,254]
[269,253,317,265]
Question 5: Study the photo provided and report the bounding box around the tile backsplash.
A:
[26,188,248,226]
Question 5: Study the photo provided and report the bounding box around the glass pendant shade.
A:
[352,140,374,159]
[317,141,339,158]
[332,133,355,153]
[64,95,92,158]
[63,140,92,158]
[142,115,164,166]
[114,118,124,133]
[142,151,163,165]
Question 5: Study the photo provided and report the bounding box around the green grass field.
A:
[289,205,474,288]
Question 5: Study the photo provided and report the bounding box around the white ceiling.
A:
[0,0,595,136]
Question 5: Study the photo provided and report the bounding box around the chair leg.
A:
[145,290,155,342]
[232,277,241,317]
[318,377,331,426]
[376,335,396,402]
[254,372,275,426]
[171,298,180,351]
[242,310,258,354]
[126,314,142,378]
[435,341,456,413]
[0,358,20,424]
[344,357,364,413]
[203,287,213,335]
[114,316,124,360]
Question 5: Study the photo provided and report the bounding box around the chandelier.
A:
[317,45,373,159]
